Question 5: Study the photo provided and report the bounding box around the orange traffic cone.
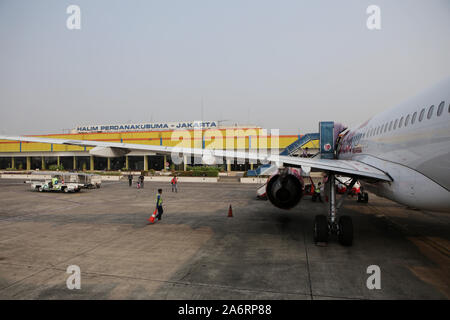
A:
[228,205,233,217]
[148,208,158,223]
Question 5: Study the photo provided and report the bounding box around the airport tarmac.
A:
[0,179,448,300]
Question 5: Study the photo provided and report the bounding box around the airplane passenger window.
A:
[389,121,393,131]
[405,114,410,126]
[384,123,388,132]
[419,108,425,121]
[427,105,434,119]
[399,117,404,128]
[394,119,398,129]
[437,101,444,116]
[411,112,417,124]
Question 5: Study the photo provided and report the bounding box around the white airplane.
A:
[1,77,449,246]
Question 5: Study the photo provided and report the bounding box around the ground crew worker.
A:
[139,173,145,189]
[155,188,163,221]
[301,147,309,158]
[128,173,133,187]
[315,182,323,202]
[171,175,178,193]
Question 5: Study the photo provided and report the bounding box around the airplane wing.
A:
[0,135,392,182]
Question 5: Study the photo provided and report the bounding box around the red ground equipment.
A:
[303,176,315,197]
[336,177,361,196]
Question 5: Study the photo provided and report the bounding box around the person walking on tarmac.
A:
[155,188,163,221]
[128,173,133,187]
[139,173,145,189]
[171,175,178,193]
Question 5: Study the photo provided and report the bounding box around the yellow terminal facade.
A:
[0,123,318,172]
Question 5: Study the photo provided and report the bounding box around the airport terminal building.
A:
[0,121,318,172]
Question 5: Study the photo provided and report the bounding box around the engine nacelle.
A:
[266,167,304,209]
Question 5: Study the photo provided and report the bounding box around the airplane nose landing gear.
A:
[313,173,355,246]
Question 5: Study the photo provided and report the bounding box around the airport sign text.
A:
[75,121,218,133]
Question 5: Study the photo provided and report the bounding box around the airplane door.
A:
[319,121,335,159]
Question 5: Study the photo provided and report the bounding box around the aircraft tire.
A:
[357,193,363,202]
[313,215,329,243]
[338,216,353,246]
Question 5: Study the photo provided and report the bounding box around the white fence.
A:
[144,176,218,183]
[240,177,268,184]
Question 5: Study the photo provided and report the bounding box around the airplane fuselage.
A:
[337,77,450,212]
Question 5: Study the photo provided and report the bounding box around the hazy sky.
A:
[1,0,449,135]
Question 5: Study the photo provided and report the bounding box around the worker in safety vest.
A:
[48,176,58,189]
[155,188,163,220]
[315,182,323,202]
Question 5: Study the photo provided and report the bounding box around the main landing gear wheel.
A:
[338,215,353,246]
[313,214,329,243]
[357,192,369,203]
[314,173,358,247]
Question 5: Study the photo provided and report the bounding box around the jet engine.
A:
[266,167,304,209]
